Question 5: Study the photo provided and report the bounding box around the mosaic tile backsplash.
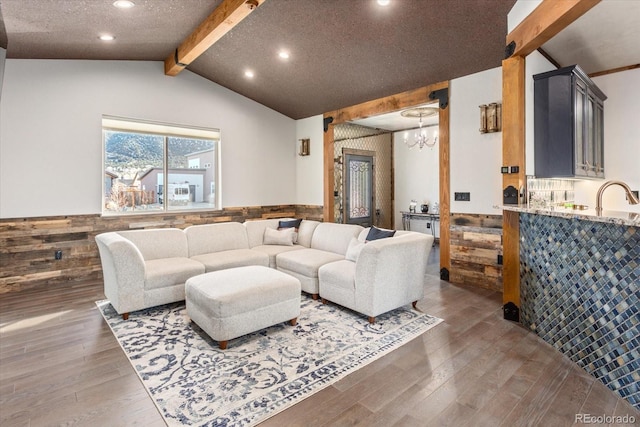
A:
[520,213,639,409]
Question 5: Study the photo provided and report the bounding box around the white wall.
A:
[449,67,503,215]
[525,51,556,174]
[574,68,640,213]
[0,59,296,218]
[508,0,541,32]
[393,129,439,230]
[295,115,324,205]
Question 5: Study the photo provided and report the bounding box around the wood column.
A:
[438,103,451,278]
[501,56,525,315]
[501,0,600,320]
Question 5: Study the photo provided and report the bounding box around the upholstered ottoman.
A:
[185,265,301,349]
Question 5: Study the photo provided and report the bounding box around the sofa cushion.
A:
[251,244,304,268]
[365,226,396,241]
[318,260,356,307]
[297,220,320,248]
[276,248,344,278]
[144,257,205,290]
[310,223,363,255]
[263,227,295,246]
[244,219,282,248]
[117,228,188,261]
[345,237,365,262]
[191,249,268,272]
[185,222,249,257]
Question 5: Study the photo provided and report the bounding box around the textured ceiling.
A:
[0,0,516,119]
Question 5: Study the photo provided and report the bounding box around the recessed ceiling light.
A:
[244,70,255,78]
[99,34,115,41]
[278,51,290,60]
[113,0,135,8]
[377,0,390,5]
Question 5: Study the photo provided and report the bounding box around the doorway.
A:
[343,149,375,227]
[323,82,450,280]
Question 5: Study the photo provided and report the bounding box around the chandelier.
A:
[401,107,438,150]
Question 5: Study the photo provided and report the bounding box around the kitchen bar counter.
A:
[507,206,640,409]
[502,204,640,227]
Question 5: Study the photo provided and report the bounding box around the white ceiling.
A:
[351,0,640,131]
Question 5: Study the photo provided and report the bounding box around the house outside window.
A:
[102,116,220,215]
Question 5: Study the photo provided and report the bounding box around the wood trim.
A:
[536,48,561,69]
[506,0,600,58]
[322,81,450,277]
[164,0,264,76]
[438,102,451,276]
[323,125,335,221]
[589,63,640,78]
[324,81,448,125]
[502,210,520,306]
[502,56,526,192]
[502,56,525,307]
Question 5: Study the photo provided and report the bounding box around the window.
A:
[102,116,220,215]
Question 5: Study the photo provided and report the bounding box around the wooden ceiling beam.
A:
[506,0,600,58]
[164,0,265,76]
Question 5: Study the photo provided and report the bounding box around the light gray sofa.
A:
[95,219,433,322]
[319,228,433,323]
[275,223,364,298]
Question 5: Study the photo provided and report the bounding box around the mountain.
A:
[104,131,214,171]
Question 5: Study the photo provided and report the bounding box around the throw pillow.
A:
[279,218,303,229]
[345,237,365,262]
[263,227,295,246]
[278,219,302,243]
[365,226,396,242]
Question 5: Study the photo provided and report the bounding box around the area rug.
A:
[97,298,443,426]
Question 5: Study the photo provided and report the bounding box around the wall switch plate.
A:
[55,250,63,260]
[454,192,471,201]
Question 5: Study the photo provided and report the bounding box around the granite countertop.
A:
[502,205,640,227]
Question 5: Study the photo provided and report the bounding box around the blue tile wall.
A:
[519,213,639,409]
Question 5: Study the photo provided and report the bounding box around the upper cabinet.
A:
[534,64,607,179]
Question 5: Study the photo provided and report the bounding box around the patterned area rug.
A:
[97,298,442,426]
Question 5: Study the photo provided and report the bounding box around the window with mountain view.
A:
[102,117,220,215]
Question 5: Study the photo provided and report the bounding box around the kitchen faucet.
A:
[595,180,639,214]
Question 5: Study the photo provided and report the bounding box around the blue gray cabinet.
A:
[534,64,606,179]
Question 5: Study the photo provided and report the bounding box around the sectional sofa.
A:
[95,218,434,322]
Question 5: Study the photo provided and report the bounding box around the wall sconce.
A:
[479,103,502,133]
[298,138,310,156]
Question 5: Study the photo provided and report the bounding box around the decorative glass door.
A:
[344,150,375,226]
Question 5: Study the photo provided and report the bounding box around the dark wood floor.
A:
[1,247,638,426]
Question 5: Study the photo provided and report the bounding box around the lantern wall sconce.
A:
[298,138,310,156]
[479,103,502,133]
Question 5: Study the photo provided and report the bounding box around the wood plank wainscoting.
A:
[0,205,323,294]
[449,213,503,292]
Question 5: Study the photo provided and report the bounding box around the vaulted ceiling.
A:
[0,0,521,119]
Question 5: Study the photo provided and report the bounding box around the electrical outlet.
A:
[426,222,431,229]
[55,250,63,260]
[454,192,471,201]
